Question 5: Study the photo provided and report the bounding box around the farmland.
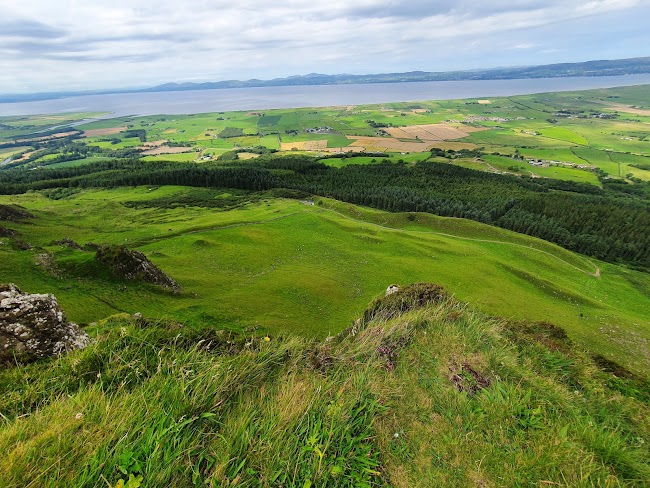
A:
[2,86,650,185]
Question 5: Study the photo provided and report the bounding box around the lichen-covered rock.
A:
[95,244,180,292]
[0,284,92,364]
[386,284,400,296]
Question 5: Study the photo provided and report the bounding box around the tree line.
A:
[0,156,648,268]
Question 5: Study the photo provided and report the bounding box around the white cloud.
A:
[0,0,648,93]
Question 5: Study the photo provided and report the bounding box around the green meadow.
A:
[1,186,648,374]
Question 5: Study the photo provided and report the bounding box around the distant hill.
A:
[145,56,650,92]
[1,56,650,103]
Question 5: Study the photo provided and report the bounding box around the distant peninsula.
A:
[2,56,650,103]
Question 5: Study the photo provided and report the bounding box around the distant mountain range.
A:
[2,56,650,104]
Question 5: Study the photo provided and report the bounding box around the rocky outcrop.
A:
[0,204,34,222]
[366,283,447,323]
[95,244,180,292]
[0,284,92,364]
[10,239,32,251]
[0,226,15,237]
[51,238,84,250]
[339,283,448,340]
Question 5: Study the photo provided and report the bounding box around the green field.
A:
[1,186,648,374]
[481,154,602,184]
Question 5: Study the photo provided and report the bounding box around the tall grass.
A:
[1,284,648,487]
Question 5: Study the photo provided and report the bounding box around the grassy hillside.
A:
[1,284,648,487]
[1,187,649,374]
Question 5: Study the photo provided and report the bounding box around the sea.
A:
[1,74,650,118]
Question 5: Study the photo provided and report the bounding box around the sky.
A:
[1,0,649,94]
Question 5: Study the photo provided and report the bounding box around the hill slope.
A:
[0,187,649,374]
[1,284,648,487]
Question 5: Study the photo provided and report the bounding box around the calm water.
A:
[2,74,650,117]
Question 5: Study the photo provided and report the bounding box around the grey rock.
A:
[0,284,92,364]
[386,284,400,296]
[95,244,181,292]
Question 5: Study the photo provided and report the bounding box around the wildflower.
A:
[393,432,399,438]
[264,336,271,342]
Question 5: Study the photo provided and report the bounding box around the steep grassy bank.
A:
[1,284,648,487]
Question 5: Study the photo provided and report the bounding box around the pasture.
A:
[2,86,650,184]
[1,186,649,374]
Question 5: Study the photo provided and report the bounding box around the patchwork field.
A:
[81,127,126,137]
[2,85,649,185]
[140,146,194,155]
[1,89,649,487]
[385,123,473,140]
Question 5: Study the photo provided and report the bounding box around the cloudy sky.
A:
[1,0,649,94]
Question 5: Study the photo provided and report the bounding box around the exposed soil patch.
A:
[449,359,491,395]
[81,127,127,138]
